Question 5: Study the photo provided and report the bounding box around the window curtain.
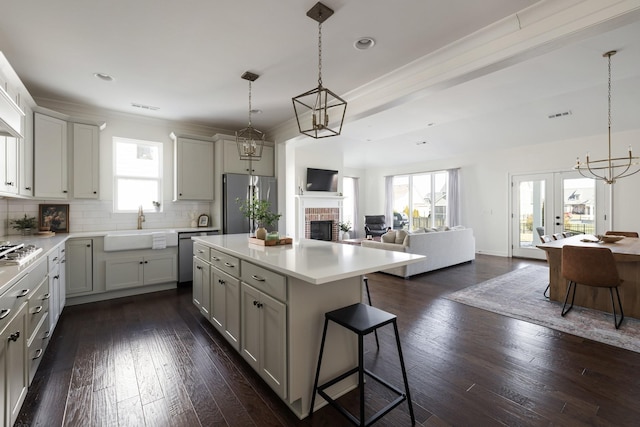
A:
[385,176,393,227]
[447,168,460,226]
[352,177,360,238]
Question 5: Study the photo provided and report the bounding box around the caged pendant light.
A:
[292,2,347,139]
[573,50,640,184]
[236,71,265,161]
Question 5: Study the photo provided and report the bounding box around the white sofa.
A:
[360,227,476,278]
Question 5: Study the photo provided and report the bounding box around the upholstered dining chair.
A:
[605,231,639,237]
[561,245,624,329]
[552,233,564,240]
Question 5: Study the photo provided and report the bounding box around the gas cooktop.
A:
[0,243,43,266]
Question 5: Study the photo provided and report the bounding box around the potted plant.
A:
[10,214,38,236]
[339,220,352,240]
[238,196,282,240]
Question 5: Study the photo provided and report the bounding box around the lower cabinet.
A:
[192,256,210,317]
[106,253,177,291]
[240,282,287,399]
[1,302,28,427]
[66,238,93,296]
[211,268,240,351]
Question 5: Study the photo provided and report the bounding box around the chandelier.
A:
[574,50,640,184]
[292,2,347,139]
[236,71,265,161]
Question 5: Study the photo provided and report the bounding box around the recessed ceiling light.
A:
[354,37,375,50]
[93,72,114,82]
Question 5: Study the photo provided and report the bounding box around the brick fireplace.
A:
[295,195,344,241]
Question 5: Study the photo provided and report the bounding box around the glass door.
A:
[512,174,552,259]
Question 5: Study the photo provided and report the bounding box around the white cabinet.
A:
[34,112,68,199]
[171,133,215,201]
[47,248,62,334]
[73,123,99,198]
[211,268,240,350]
[106,252,177,291]
[0,136,19,195]
[66,239,93,296]
[19,103,34,197]
[1,303,28,427]
[217,136,275,176]
[192,256,210,317]
[240,282,287,399]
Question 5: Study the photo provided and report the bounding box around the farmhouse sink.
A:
[103,229,178,251]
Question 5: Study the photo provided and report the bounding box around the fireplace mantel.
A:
[295,195,344,240]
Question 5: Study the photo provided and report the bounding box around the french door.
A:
[511,171,609,259]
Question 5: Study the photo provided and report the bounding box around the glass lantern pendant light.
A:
[236,71,265,161]
[574,50,640,184]
[292,2,347,139]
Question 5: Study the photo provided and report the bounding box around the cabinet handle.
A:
[0,309,10,320]
[53,257,58,262]
[218,279,225,285]
[197,249,204,254]
[61,249,65,253]
[8,332,20,342]
[257,302,263,308]
[42,293,50,300]
[43,330,51,339]
[251,275,265,282]
[33,306,43,314]
[93,191,97,194]
[211,256,220,261]
[54,275,60,280]
[33,349,43,360]
[63,190,68,193]
[17,289,30,298]
[62,259,66,264]
[196,265,202,270]
[144,261,148,264]
[253,300,258,306]
[224,262,235,268]
[87,244,91,248]
[25,187,32,191]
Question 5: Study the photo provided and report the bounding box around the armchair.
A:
[364,215,387,237]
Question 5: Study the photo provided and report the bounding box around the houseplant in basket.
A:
[238,196,282,240]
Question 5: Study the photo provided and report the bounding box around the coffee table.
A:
[340,237,380,246]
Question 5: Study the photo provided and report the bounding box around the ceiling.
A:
[1,1,639,169]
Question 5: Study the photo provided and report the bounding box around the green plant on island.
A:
[10,214,38,231]
[237,196,282,230]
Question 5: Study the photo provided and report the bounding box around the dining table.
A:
[537,234,640,318]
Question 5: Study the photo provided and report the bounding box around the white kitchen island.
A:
[191,234,425,419]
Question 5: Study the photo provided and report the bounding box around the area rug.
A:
[446,265,640,353]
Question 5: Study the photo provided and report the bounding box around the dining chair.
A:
[540,235,553,298]
[605,231,639,237]
[561,245,624,329]
[552,233,564,240]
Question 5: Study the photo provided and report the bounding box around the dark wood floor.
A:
[16,254,640,426]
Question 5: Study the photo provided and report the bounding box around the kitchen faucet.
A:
[137,205,145,229]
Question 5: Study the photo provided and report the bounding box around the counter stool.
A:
[309,303,415,426]
[362,276,379,348]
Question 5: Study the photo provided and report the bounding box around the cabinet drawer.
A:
[28,313,51,384]
[28,280,49,341]
[48,247,61,270]
[193,242,210,260]
[241,261,286,302]
[210,248,240,278]
[0,273,30,331]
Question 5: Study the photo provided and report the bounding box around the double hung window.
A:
[113,137,163,212]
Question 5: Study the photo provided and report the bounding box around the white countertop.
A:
[192,234,425,285]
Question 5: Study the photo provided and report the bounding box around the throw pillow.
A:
[381,230,396,243]
[395,229,408,244]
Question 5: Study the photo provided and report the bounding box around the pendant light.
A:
[574,51,640,184]
[236,71,265,161]
[292,2,347,139]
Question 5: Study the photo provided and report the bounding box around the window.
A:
[342,177,359,237]
[390,171,448,230]
[113,137,163,212]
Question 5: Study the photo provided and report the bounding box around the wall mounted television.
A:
[306,168,338,192]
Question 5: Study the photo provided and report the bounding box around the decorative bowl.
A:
[596,235,624,243]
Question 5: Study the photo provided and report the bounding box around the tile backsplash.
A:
[3,199,214,236]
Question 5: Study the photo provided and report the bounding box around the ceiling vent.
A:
[547,110,572,119]
[131,103,160,111]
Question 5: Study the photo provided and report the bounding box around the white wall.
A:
[5,99,233,236]
[364,129,640,256]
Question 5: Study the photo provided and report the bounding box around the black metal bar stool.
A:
[362,276,379,348]
[309,303,415,426]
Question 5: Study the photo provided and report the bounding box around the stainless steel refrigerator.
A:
[223,173,278,234]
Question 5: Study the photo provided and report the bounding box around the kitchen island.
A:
[191,234,425,419]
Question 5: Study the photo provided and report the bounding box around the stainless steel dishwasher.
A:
[178,230,218,283]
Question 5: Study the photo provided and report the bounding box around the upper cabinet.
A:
[215,134,274,177]
[34,112,68,199]
[19,102,34,197]
[73,122,99,199]
[0,136,19,195]
[171,132,215,201]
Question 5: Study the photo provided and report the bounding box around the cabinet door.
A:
[210,268,225,332]
[143,253,177,285]
[259,291,287,399]
[174,137,214,201]
[73,123,99,198]
[48,262,60,334]
[211,268,240,350]
[240,283,261,372]
[1,136,19,194]
[19,103,34,197]
[3,303,28,427]
[66,239,93,295]
[105,257,143,290]
[192,257,210,319]
[34,113,68,199]
[59,248,66,315]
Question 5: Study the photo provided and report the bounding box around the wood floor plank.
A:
[92,386,118,427]
[116,395,145,427]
